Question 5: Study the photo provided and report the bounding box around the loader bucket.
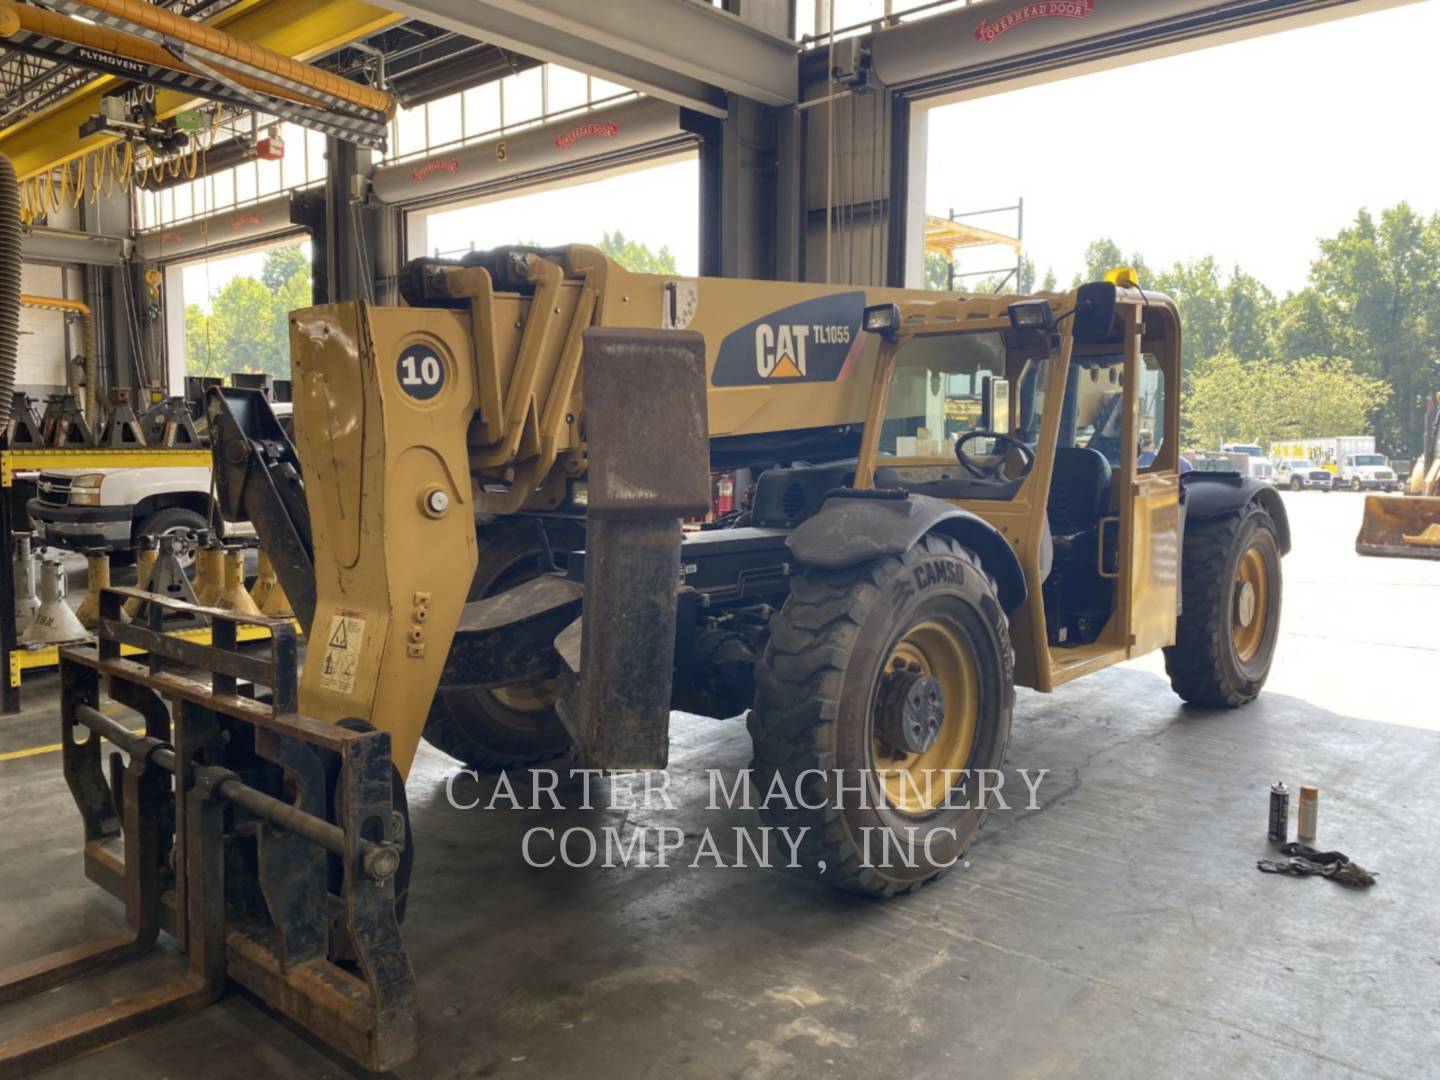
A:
[1355,495,1440,560]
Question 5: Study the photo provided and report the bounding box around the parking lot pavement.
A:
[1129,488,1440,731]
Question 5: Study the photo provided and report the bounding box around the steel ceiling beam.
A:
[0,0,402,180]
[376,0,800,116]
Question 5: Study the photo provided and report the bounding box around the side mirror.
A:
[1072,282,1118,344]
[982,376,1012,434]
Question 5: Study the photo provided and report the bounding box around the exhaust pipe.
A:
[0,152,19,426]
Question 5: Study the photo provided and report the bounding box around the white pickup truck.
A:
[26,403,290,558]
[30,466,217,556]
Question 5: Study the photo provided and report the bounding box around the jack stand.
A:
[4,392,45,448]
[100,389,148,448]
[146,398,203,448]
[49,394,95,448]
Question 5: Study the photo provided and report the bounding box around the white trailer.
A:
[1270,435,1375,470]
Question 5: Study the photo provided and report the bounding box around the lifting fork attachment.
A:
[0,588,415,1076]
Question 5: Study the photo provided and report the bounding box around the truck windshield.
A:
[879,330,1006,458]
[1352,454,1385,466]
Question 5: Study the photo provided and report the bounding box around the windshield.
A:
[1351,454,1385,466]
[878,331,1007,458]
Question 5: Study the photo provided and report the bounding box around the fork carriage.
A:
[0,587,415,1077]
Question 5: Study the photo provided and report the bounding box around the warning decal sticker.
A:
[319,608,367,695]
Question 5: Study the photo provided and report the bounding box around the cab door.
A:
[1115,306,1182,657]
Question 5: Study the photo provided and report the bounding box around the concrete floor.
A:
[2,490,1438,1079]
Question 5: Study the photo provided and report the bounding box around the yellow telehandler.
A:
[6,248,1289,1073]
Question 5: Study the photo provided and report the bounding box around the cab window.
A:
[1060,353,1168,470]
[878,331,1006,459]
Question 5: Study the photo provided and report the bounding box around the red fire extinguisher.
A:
[716,472,734,515]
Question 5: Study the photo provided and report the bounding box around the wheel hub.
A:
[875,666,945,756]
[1235,579,1257,628]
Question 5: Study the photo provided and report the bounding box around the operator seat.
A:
[1047,447,1112,565]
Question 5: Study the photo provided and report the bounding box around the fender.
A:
[1181,473,1292,554]
[785,491,1027,613]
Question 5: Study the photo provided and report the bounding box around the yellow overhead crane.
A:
[0,0,401,180]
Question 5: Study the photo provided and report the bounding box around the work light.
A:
[863,303,901,339]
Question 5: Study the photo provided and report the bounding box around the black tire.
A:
[133,506,208,568]
[421,517,582,770]
[748,534,1014,898]
[1164,506,1282,708]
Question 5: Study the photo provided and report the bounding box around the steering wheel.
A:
[955,429,1036,482]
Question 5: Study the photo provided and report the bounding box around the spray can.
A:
[1297,785,1319,846]
[1268,782,1289,843]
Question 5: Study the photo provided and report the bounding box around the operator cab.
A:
[853,280,1182,684]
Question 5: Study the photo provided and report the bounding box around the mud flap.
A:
[559,329,710,770]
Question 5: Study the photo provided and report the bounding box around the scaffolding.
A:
[925,198,1024,292]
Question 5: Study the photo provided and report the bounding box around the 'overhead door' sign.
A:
[973,0,1095,43]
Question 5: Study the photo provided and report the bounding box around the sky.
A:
[926,1,1440,296]
[414,156,701,270]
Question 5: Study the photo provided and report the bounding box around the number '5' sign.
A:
[396,344,445,401]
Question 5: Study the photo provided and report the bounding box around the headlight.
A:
[568,481,588,509]
[69,473,104,507]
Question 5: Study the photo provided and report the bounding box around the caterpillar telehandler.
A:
[9,247,1289,1074]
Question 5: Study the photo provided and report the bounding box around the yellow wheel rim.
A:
[1232,544,1270,663]
[872,620,979,816]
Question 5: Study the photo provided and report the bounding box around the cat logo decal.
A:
[712,292,866,387]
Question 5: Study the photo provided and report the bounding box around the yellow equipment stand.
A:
[2,448,219,710]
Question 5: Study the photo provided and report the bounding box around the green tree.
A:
[261,245,309,293]
[1040,266,1057,293]
[923,250,949,291]
[1183,352,1389,450]
[269,269,311,377]
[207,276,281,377]
[184,304,218,377]
[1223,268,1276,362]
[1306,203,1440,454]
[597,230,678,275]
[184,244,312,379]
[1078,238,1123,284]
[1269,289,1335,361]
[1280,356,1391,442]
[1151,256,1226,373]
[1074,238,1152,287]
[1018,254,1035,293]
